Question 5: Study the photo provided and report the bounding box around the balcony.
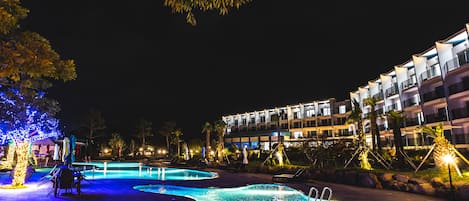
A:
[404,117,420,126]
[385,84,399,97]
[401,78,417,91]
[448,78,469,95]
[424,113,447,123]
[372,92,384,101]
[336,130,354,137]
[443,49,469,73]
[422,88,445,102]
[402,98,419,108]
[375,108,384,115]
[386,103,398,111]
[451,107,469,119]
[419,65,441,82]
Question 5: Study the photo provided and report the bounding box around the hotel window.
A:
[234,120,238,126]
[323,108,331,116]
[250,117,255,124]
[339,105,346,114]
[260,116,265,122]
[242,119,247,125]
[293,112,298,119]
[306,109,315,117]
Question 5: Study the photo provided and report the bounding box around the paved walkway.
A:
[0,167,448,201]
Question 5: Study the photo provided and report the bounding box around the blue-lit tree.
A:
[0,0,76,188]
[0,86,62,187]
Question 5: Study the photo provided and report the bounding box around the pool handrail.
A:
[307,186,319,201]
[320,186,333,201]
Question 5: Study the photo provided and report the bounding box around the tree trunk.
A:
[12,141,30,187]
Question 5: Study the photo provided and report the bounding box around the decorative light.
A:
[443,154,455,165]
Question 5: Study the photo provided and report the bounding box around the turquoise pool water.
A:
[66,162,218,181]
[133,184,317,201]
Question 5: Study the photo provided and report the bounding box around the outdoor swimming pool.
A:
[133,183,319,201]
[69,161,218,180]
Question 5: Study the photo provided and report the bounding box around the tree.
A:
[108,133,125,158]
[134,118,153,147]
[364,97,380,151]
[170,128,183,158]
[201,121,212,158]
[163,0,253,26]
[386,110,405,159]
[213,120,226,163]
[158,121,176,154]
[81,109,106,145]
[0,0,76,187]
[347,99,364,147]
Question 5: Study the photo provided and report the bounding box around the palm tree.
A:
[347,99,364,147]
[108,133,125,158]
[214,120,227,163]
[420,123,454,168]
[82,109,106,157]
[171,128,183,158]
[134,118,153,147]
[201,122,212,158]
[386,110,405,157]
[364,97,380,151]
[158,121,176,154]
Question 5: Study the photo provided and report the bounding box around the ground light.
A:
[443,154,455,201]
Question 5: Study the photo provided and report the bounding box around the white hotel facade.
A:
[222,24,469,150]
[351,24,469,149]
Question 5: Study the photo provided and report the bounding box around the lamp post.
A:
[443,154,455,201]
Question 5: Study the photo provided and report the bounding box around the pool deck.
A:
[0,167,448,201]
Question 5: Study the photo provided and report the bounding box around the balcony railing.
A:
[424,113,447,123]
[385,84,399,97]
[448,79,469,95]
[386,103,398,111]
[443,49,469,73]
[404,117,420,126]
[419,64,441,82]
[372,92,384,101]
[451,107,469,119]
[422,88,445,102]
[403,98,419,108]
[401,78,417,90]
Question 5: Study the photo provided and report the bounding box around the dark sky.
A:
[19,0,469,141]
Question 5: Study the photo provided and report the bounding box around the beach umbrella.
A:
[53,143,59,160]
[70,135,76,164]
[202,146,206,159]
[242,146,248,165]
[184,143,189,161]
[62,137,70,162]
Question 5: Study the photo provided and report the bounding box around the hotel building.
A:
[222,98,353,151]
[351,24,469,149]
[223,23,469,150]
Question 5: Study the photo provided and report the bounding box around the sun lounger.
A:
[272,168,305,182]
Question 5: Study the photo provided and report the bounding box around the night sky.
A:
[19,0,469,142]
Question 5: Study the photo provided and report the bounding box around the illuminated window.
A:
[323,108,331,116]
[339,105,346,114]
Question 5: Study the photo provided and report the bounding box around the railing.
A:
[372,92,384,101]
[386,103,398,111]
[375,108,384,115]
[385,84,399,97]
[404,117,420,126]
[443,49,469,73]
[451,107,469,119]
[448,79,469,95]
[419,64,441,82]
[422,88,445,102]
[401,78,417,90]
[403,98,418,108]
[424,113,447,123]
[336,130,353,136]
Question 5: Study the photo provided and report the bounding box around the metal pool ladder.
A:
[307,186,332,201]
